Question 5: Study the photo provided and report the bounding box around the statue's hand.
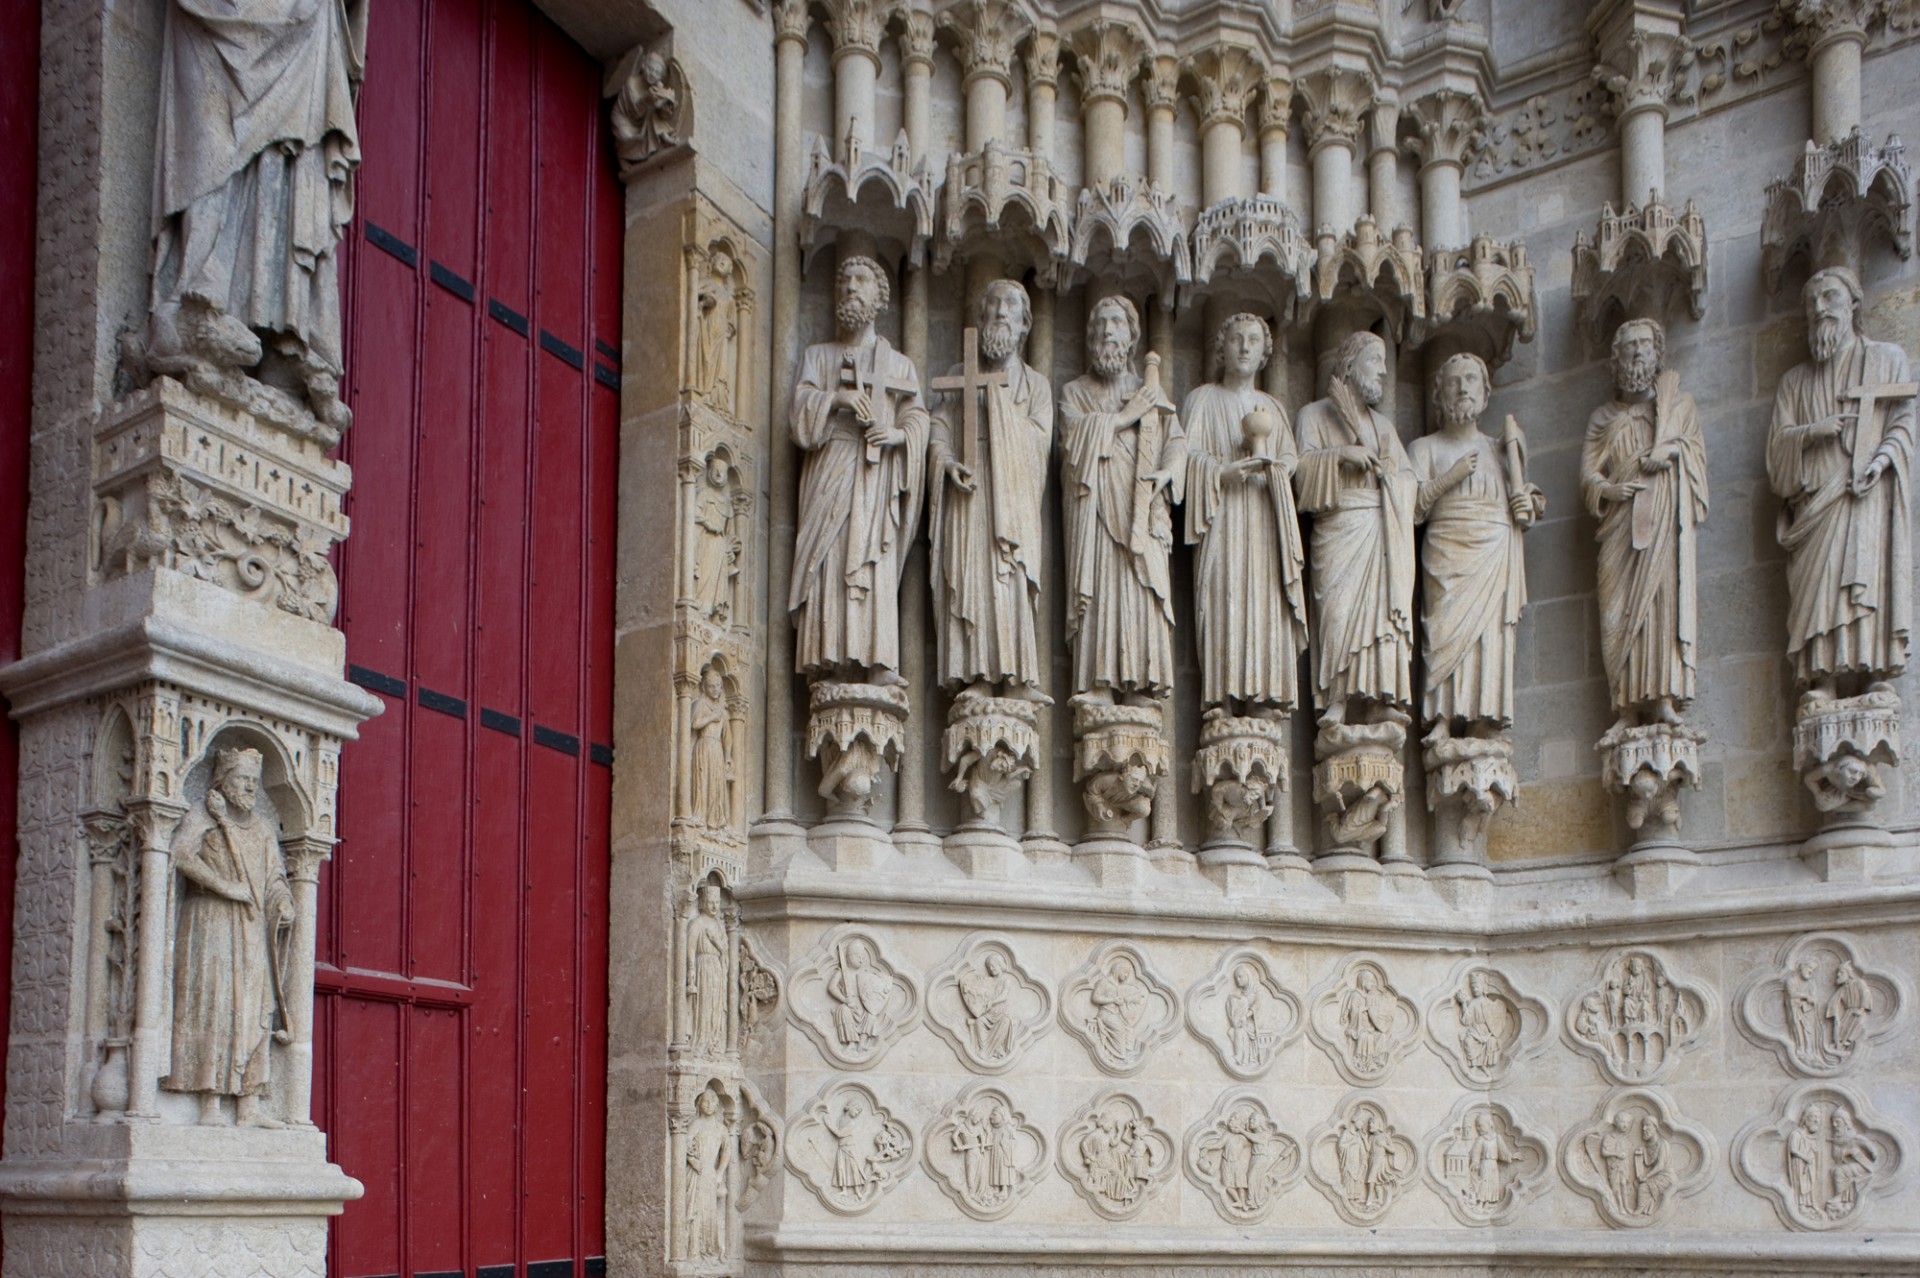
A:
[1336,445,1374,473]
[1445,452,1479,488]
[1855,452,1891,495]
[866,421,905,449]
[1144,470,1175,494]
[946,460,976,493]
[1809,413,1850,443]
[835,388,874,422]
[1607,480,1646,504]
[1509,491,1538,527]
[1639,443,1676,473]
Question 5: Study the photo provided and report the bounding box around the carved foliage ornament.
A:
[1183,1089,1303,1223]
[785,1079,915,1215]
[923,1083,1049,1220]
[1306,954,1421,1086]
[1735,932,1905,1079]
[1561,1088,1715,1228]
[1058,941,1180,1076]
[1733,1082,1907,1231]
[924,934,1053,1074]
[1424,960,1551,1089]
[1056,1090,1176,1219]
[1421,1097,1551,1227]
[1563,947,1711,1085]
[1306,1094,1418,1225]
[785,925,921,1069]
[1184,947,1302,1080]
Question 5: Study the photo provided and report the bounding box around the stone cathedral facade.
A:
[7,0,1920,1276]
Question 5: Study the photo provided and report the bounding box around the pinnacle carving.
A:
[940,0,1030,90]
[1184,45,1265,131]
[1299,67,1375,153]
[1069,20,1147,109]
[1405,89,1490,170]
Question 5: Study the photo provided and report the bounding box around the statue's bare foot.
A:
[1009,680,1048,703]
[236,1096,284,1129]
[1652,697,1683,727]
[872,667,907,689]
[1317,698,1347,730]
[1120,689,1159,708]
[1074,687,1114,707]
[961,680,993,701]
[198,1095,225,1126]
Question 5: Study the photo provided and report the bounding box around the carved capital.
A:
[1405,88,1490,170]
[773,0,811,45]
[282,835,334,885]
[1184,45,1265,131]
[1367,96,1401,159]
[1259,74,1294,136]
[1299,67,1375,155]
[1781,0,1880,55]
[1141,54,1181,115]
[821,0,886,61]
[941,0,1030,91]
[1593,29,1695,121]
[1069,20,1147,110]
[898,9,936,67]
[1025,30,1061,90]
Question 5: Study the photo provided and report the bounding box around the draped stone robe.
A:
[1293,385,1417,712]
[1767,336,1913,684]
[1060,371,1187,697]
[1581,373,1707,712]
[1409,431,1528,727]
[154,0,367,372]
[165,800,294,1097]
[1182,384,1307,710]
[790,336,930,676]
[929,360,1053,688]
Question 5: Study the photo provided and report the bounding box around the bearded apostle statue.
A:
[1294,331,1417,857]
[1410,353,1543,866]
[929,280,1053,828]
[1768,266,1913,825]
[790,256,931,816]
[1582,319,1708,846]
[1183,314,1306,851]
[1060,296,1183,839]
[141,0,368,437]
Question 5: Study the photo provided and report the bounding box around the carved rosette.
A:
[785,925,921,1070]
[1184,946,1302,1080]
[1055,1090,1177,1220]
[922,1083,1049,1221]
[1425,236,1538,369]
[784,1079,916,1215]
[1596,719,1705,844]
[1058,940,1180,1076]
[1305,1094,1418,1225]
[1183,1089,1303,1224]
[1071,698,1170,837]
[1762,130,1914,292]
[942,692,1042,828]
[1733,1082,1908,1231]
[1306,954,1421,1087]
[1311,718,1406,855]
[1571,199,1709,338]
[1421,1096,1551,1227]
[1423,960,1551,1089]
[1563,947,1712,1085]
[1735,932,1906,1078]
[1792,687,1901,820]
[806,680,910,818]
[1561,1088,1716,1229]
[1422,733,1518,867]
[1191,714,1288,849]
[924,933,1054,1075]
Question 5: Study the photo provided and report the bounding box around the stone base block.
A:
[1197,844,1272,896]
[1802,820,1899,882]
[748,817,810,878]
[1426,861,1494,910]
[1311,852,1384,901]
[943,825,1023,878]
[1263,849,1315,890]
[1072,837,1149,889]
[1612,839,1700,898]
[1018,832,1072,868]
[807,818,897,872]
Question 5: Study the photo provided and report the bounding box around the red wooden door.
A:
[323,0,621,1274]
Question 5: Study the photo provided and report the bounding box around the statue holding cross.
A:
[928,280,1053,698]
[1768,266,1915,697]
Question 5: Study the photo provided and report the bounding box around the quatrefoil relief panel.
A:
[1183,1087,1304,1224]
[1424,959,1551,1088]
[1185,947,1303,1080]
[1420,1095,1551,1227]
[784,1079,916,1216]
[1560,1088,1715,1229]
[1056,1090,1178,1220]
[1562,946,1713,1085]
[924,933,1054,1075]
[1306,953,1421,1086]
[1734,1082,1908,1232]
[922,1082,1050,1221]
[1736,932,1906,1079]
[786,925,922,1070]
[1058,941,1180,1077]
[1304,1093,1419,1226]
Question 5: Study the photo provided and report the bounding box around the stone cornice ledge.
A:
[0,1156,362,1216]
[747,1223,1920,1271]
[0,614,383,738]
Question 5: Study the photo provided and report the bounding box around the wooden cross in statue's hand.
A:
[837,352,921,463]
[930,327,1011,472]
[1841,378,1919,490]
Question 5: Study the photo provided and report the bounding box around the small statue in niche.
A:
[1294,331,1417,856]
[1089,953,1151,1062]
[688,664,734,829]
[790,256,928,814]
[683,884,731,1056]
[694,248,739,416]
[1582,319,1709,846]
[1455,969,1514,1076]
[164,747,295,1126]
[689,452,743,626]
[140,0,367,435]
[825,936,896,1050]
[1410,353,1542,866]
[1340,966,1398,1075]
[682,1088,731,1260]
[956,951,1016,1062]
[1768,267,1913,824]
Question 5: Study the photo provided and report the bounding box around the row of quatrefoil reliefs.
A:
[780,1076,1907,1230]
[779,928,1905,1084]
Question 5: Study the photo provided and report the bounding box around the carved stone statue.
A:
[1582,319,1708,846]
[142,0,368,436]
[682,1088,731,1260]
[1768,267,1913,824]
[695,248,739,415]
[690,452,743,625]
[164,747,294,1126]
[683,884,730,1055]
[1295,331,1416,855]
[929,281,1053,828]
[791,256,929,815]
[1411,353,1541,865]
[689,666,734,830]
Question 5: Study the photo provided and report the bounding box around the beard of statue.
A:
[1091,336,1133,379]
[1437,390,1482,429]
[979,317,1022,364]
[1616,352,1657,397]
[836,291,879,335]
[1811,313,1847,363]
[1354,368,1386,407]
